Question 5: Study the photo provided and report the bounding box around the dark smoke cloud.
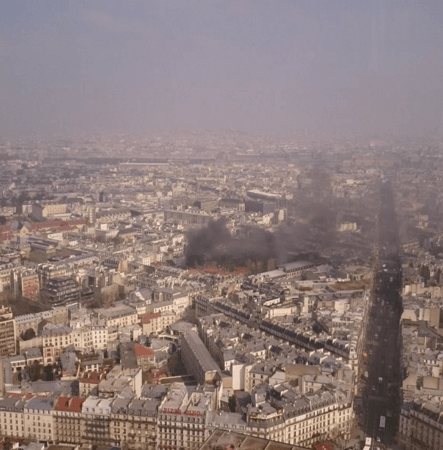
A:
[185,168,341,267]
[185,218,278,267]
[184,216,338,267]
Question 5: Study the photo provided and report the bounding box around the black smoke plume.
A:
[185,218,278,267]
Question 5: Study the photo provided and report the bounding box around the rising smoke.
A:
[184,216,337,267]
[185,218,278,267]
[185,165,340,267]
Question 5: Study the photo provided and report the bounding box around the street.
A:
[361,181,402,446]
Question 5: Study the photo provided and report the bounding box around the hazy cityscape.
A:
[1,2,443,450]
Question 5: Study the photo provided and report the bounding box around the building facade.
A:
[0,307,16,357]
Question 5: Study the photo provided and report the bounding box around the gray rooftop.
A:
[25,396,55,412]
[182,330,222,374]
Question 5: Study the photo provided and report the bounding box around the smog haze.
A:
[1,0,442,138]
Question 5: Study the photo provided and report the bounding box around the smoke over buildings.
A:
[184,218,278,267]
[184,213,338,268]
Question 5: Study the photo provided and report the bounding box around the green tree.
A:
[21,328,36,341]
[28,361,43,382]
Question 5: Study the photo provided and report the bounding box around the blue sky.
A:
[1,0,442,138]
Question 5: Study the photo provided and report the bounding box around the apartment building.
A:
[146,300,175,315]
[172,291,191,317]
[124,397,159,450]
[134,343,156,371]
[110,394,161,450]
[246,362,274,392]
[164,209,213,225]
[95,208,131,224]
[21,271,40,299]
[32,202,68,220]
[15,306,70,337]
[95,302,138,328]
[141,311,176,335]
[158,383,216,450]
[91,325,108,349]
[98,365,142,399]
[0,306,16,357]
[8,348,43,373]
[37,263,68,290]
[42,325,73,364]
[206,386,353,448]
[79,370,107,398]
[42,276,81,307]
[24,396,56,442]
[53,396,84,444]
[399,399,443,450]
[0,394,28,439]
[180,330,222,385]
[110,384,166,450]
[81,396,114,446]
[0,262,15,292]
[110,394,133,447]
[200,429,309,450]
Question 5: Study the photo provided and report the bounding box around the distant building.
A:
[0,262,15,293]
[278,261,315,275]
[32,202,68,220]
[134,343,156,370]
[94,302,138,328]
[38,263,68,290]
[194,198,219,212]
[21,271,40,299]
[219,198,245,211]
[0,307,16,357]
[78,370,107,398]
[141,312,176,335]
[42,276,81,307]
[246,189,281,201]
[245,199,277,214]
[165,209,213,225]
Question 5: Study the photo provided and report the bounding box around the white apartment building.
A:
[173,293,191,317]
[146,300,175,315]
[0,395,27,439]
[42,325,73,364]
[399,400,443,450]
[42,324,96,363]
[141,312,176,335]
[24,396,55,442]
[81,396,114,446]
[95,303,138,328]
[158,383,217,450]
[91,325,108,349]
[72,327,93,352]
[206,387,353,448]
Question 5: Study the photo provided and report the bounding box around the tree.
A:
[420,265,431,283]
[21,328,36,341]
[28,361,43,382]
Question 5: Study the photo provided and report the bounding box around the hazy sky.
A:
[1,0,442,138]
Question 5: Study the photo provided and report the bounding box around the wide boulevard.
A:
[362,181,403,446]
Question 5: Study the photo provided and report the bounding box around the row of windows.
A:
[0,425,21,430]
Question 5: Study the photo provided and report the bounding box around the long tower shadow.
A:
[361,180,403,445]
